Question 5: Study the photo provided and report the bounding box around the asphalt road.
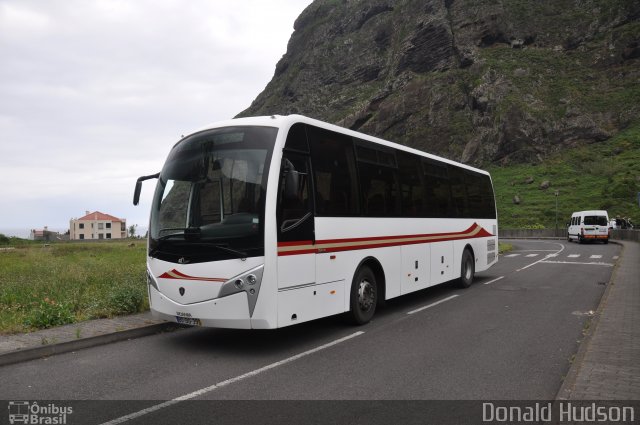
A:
[0,240,621,424]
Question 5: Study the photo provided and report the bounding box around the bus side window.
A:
[277,123,313,241]
[308,126,359,216]
[423,160,451,218]
[279,157,310,223]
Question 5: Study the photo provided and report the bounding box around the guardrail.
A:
[499,228,639,242]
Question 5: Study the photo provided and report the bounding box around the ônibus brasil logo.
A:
[8,401,73,425]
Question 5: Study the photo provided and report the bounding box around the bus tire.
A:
[458,248,475,288]
[567,233,571,242]
[349,265,377,325]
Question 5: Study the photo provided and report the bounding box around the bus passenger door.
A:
[276,154,315,290]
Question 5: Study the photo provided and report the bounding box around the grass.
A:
[498,242,513,254]
[489,123,640,229]
[0,240,148,334]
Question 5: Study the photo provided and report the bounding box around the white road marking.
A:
[541,260,614,267]
[407,294,459,315]
[613,256,619,260]
[547,253,558,257]
[505,254,520,257]
[516,242,565,272]
[483,276,505,285]
[525,254,539,257]
[99,331,365,425]
[568,254,580,258]
[590,255,602,259]
[510,249,557,252]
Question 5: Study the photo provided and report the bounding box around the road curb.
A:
[0,322,177,368]
[555,240,624,400]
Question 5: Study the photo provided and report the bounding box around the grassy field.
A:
[0,240,147,334]
[489,123,640,229]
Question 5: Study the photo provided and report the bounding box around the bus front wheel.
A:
[349,265,377,325]
[458,249,475,288]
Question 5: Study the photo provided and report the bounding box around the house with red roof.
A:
[30,226,62,242]
[69,211,127,240]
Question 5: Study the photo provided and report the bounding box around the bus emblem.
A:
[178,257,188,264]
[179,287,185,296]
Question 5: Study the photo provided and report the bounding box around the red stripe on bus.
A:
[316,223,487,245]
[158,269,228,282]
[277,223,493,256]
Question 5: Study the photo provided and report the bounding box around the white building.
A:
[69,211,127,240]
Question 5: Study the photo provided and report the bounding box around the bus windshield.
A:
[149,126,277,262]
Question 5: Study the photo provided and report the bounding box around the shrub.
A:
[24,298,75,329]
[107,285,145,315]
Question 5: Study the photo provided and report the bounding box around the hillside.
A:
[238,0,640,227]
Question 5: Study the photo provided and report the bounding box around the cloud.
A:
[0,0,312,232]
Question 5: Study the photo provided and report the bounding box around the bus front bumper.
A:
[148,285,251,329]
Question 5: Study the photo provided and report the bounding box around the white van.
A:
[567,210,610,244]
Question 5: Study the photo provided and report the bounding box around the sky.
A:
[0,0,314,237]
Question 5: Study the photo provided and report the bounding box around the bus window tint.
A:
[449,166,470,218]
[359,164,399,216]
[283,123,309,153]
[309,126,359,216]
[466,171,496,219]
[423,160,451,217]
[397,152,426,216]
[355,139,399,217]
[277,154,313,241]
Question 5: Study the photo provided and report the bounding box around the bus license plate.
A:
[176,316,201,326]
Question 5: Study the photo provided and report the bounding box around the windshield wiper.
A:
[153,229,248,258]
[192,242,248,259]
[157,227,201,241]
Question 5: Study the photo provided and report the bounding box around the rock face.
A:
[237,0,640,166]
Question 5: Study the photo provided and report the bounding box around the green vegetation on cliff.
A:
[490,123,640,229]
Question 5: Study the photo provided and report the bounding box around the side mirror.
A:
[133,173,160,205]
[281,159,300,201]
[284,169,300,201]
[133,181,142,206]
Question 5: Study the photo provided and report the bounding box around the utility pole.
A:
[554,190,559,236]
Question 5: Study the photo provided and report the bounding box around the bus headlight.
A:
[234,279,244,289]
[246,274,257,285]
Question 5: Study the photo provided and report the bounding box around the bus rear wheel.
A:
[349,265,377,325]
[458,249,475,288]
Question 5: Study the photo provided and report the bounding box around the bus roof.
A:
[190,114,491,176]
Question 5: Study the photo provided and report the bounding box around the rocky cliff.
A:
[237,0,640,166]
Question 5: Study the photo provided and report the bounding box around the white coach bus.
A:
[133,115,498,329]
